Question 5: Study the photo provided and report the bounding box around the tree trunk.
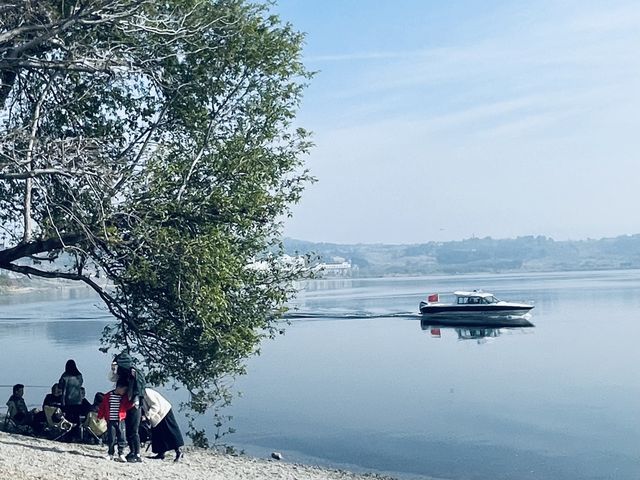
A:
[22,81,49,243]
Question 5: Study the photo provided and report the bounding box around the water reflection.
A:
[296,278,353,291]
[0,320,108,347]
[44,321,109,346]
[421,317,534,343]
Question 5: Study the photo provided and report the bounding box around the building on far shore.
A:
[246,254,355,278]
[314,257,354,278]
[246,254,307,272]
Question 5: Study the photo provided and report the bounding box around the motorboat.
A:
[419,290,534,318]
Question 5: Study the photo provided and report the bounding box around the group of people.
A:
[6,360,92,432]
[5,353,184,463]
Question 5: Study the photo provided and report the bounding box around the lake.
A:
[1,270,640,480]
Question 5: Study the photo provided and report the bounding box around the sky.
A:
[275,0,640,244]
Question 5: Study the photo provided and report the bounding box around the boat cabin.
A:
[454,291,499,305]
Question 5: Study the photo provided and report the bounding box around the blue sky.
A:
[275,1,640,244]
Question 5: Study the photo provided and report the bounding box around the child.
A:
[98,380,133,462]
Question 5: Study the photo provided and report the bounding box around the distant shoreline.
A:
[0,279,103,295]
[285,235,640,276]
[3,267,640,296]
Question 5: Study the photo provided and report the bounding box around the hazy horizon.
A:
[276,1,640,244]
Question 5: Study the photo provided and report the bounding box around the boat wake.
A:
[283,311,422,321]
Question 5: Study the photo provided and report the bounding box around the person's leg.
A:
[107,421,116,457]
[32,411,45,435]
[13,411,26,426]
[125,406,142,461]
[116,420,127,461]
[63,405,80,424]
[64,405,81,441]
[26,410,36,427]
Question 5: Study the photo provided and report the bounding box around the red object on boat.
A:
[430,328,441,337]
[427,293,439,303]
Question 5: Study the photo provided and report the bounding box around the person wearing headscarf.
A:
[142,388,184,462]
[113,352,146,463]
[59,359,83,423]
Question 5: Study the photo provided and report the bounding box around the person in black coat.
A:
[42,383,63,409]
[112,352,146,463]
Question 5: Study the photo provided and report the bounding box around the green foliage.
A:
[0,0,313,441]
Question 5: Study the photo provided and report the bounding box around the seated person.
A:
[81,392,106,443]
[79,388,93,417]
[6,384,35,427]
[42,383,63,410]
[91,392,104,413]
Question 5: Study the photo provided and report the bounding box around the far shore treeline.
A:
[284,234,640,276]
[4,234,640,291]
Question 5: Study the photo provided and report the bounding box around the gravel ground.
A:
[0,430,399,480]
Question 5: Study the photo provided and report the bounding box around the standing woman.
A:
[142,388,184,462]
[113,352,146,463]
[59,359,83,423]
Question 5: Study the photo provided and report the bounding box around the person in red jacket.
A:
[98,381,133,462]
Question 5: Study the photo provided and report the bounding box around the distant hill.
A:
[284,234,640,276]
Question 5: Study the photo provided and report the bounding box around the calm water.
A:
[2,271,640,480]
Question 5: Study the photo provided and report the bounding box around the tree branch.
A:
[0,168,89,179]
[0,234,84,264]
[0,260,136,330]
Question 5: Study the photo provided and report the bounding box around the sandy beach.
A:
[0,430,398,480]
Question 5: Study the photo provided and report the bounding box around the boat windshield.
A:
[457,295,500,304]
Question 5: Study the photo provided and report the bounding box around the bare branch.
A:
[0,168,74,179]
[0,260,137,333]
[0,234,84,264]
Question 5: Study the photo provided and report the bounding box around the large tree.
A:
[0,0,312,437]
